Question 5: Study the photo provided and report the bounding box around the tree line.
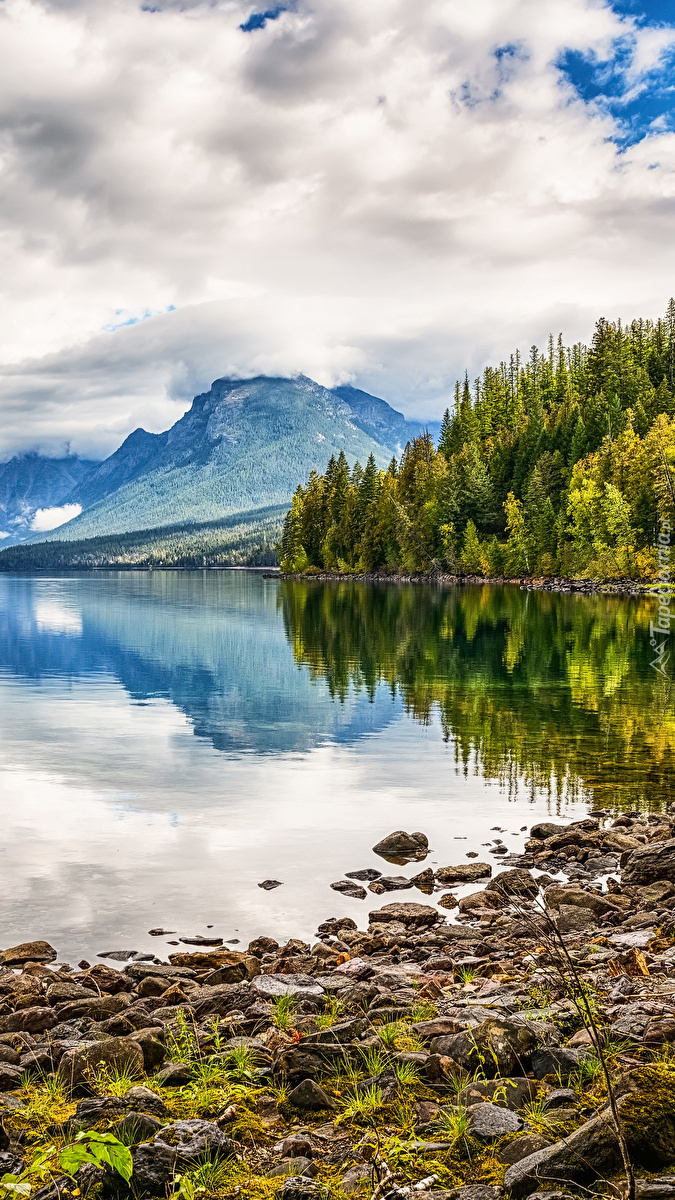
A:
[279,306,675,579]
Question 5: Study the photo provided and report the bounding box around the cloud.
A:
[31,504,82,531]
[0,0,674,456]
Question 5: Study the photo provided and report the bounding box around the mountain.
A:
[38,375,399,543]
[0,453,98,545]
[331,384,440,449]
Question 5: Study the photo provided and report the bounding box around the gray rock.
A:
[345,869,381,881]
[0,940,57,966]
[258,880,283,890]
[278,1178,320,1199]
[153,1119,235,1162]
[498,1133,552,1164]
[368,902,438,926]
[60,1037,145,1092]
[97,951,136,961]
[369,876,413,892]
[372,830,429,861]
[431,1018,537,1079]
[122,1086,166,1116]
[457,1077,535,1112]
[268,1159,314,1179]
[130,1143,178,1196]
[115,1112,163,1144]
[0,1047,19,1066]
[330,881,367,899]
[445,1188,503,1200]
[0,1064,23,1091]
[288,1079,337,1111]
[253,974,324,1001]
[542,1087,576,1110]
[155,1061,193,1086]
[622,839,675,886]
[468,1102,525,1140]
[486,869,539,899]
[0,1008,58,1035]
[436,863,492,885]
[531,1047,587,1080]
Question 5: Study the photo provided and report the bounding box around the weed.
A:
[393,1060,422,1087]
[336,1085,384,1126]
[272,995,296,1032]
[90,1062,141,1096]
[315,995,346,1030]
[431,1105,472,1153]
[361,1047,388,1078]
[174,1151,245,1200]
[409,1001,438,1023]
[455,966,478,985]
[167,1009,201,1063]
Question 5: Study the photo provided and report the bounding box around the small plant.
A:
[336,1085,384,1126]
[272,994,296,1031]
[431,1105,472,1153]
[90,1062,141,1096]
[315,994,346,1030]
[174,1151,242,1200]
[167,1008,201,1062]
[393,1059,421,1087]
[361,1047,388,1078]
[223,1046,257,1081]
[409,1000,438,1023]
[454,965,478,985]
[0,1131,132,1199]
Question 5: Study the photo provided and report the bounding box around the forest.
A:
[279,307,675,580]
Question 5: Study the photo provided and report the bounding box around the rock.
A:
[124,962,196,983]
[345,869,381,881]
[0,1008,58,1035]
[457,1077,535,1111]
[498,1133,552,1164]
[438,893,459,909]
[459,889,503,914]
[153,1119,233,1160]
[253,974,324,1001]
[129,1029,167,1072]
[0,1047,20,1066]
[155,1062,193,1086]
[411,868,435,892]
[57,996,132,1023]
[46,981,95,1005]
[148,929,176,936]
[178,936,223,946]
[288,1079,337,1111]
[341,1164,373,1194]
[446,1188,502,1200]
[268,1159,314,1179]
[372,830,429,861]
[330,881,367,899]
[644,1018,675,1045]
[531,1047,588,1080]
[368,876,413,893]
[123,1086,166,1116]
[436,863,492,884]
[258,880,283,890]
[556,906,599,934]
[622,839,675,885]
[0,941,57,966]
[0,1064,23,1091]
[544,884,617,916]
[431,1018,537,1079]
[60,1037,145,1092]
[97,950,136,961]
[168,949,245,969]
[542,1088,577,1110]
[486,869,539,899]
[530,822,566,840]
[190,982,252,1018]
[413,1018,463,1039]
[468,1102,525,1140]
[278,1178,320,1199]
[129,1143,178,1196]
[115,1112,163,1143]
[368,902,438,927]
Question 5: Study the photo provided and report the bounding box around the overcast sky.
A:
[1,0,675,459]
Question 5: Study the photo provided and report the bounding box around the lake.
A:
[0,571,671,966]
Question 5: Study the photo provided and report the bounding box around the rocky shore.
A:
[2,816,675,1200]
[274,572,650,596]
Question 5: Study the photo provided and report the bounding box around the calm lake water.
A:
[0,571,671,965]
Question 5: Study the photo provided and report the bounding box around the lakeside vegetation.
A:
[279,308,675,580]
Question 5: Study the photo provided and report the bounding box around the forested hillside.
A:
[279,307,675,580]
[0,507,283,571]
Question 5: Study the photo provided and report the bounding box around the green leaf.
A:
[58,1134,133,1185]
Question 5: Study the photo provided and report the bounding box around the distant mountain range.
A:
[0,377,437,556]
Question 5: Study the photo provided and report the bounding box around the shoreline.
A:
[2,815,675,1199]
[275,570,652,596]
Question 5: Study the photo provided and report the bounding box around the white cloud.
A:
[0,0,674,455]
[31,503,82,531]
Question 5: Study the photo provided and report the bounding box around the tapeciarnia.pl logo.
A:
[650,518,673,678]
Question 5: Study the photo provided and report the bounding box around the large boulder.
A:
[622,839,675,886]
[0,941,56,966]
[0,1007,58,1035]
[543,885,618,917]
[372,831,429,861]
[430,1018,537,1079]
[60,1037,145,1092]
[468,1102,525,1141]
[190,981,252,1018]
[504,1067,675,1197]
[253,975,324,1002]
[153,1119,235,1162]
[486,869,539,899]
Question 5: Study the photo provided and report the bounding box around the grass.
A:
[11,1072,74,1142]
[374,1020,425,1053]
[431,1105,473,1153]
[335,1085,384,1126]
[454,966,478,985]
[271,995,296,1031]
[393,1060,422,1087]
[315,995,346,1030]
[174,1151,246,1200]
[90,1062,143,1096]
[166,1008,201,1062]
[361,1047,388,1078]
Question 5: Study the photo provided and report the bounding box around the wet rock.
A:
[530,823,567,840]
[330,881,367,899]
[436,863,492,885]
[411,868,435,892]
[345,869,381,881]
[622,839,675,886]
[438,893,459,909]
[258,880,284,890]
[97,950,136,962]
[498,1132,552,1164]
[486,869,539,899]
[0,941,57,966]
[178,935,223,946]
[372,830,429,861]
[468,1102,525,1140]
[368,876,413,893]
[253,974,324,1001]
[288,1079,337,1111]
[148,929,176,936]
[60,1037,145,1092]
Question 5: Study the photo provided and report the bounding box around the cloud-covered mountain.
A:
[26,375,415,545]
[0,454,98,545]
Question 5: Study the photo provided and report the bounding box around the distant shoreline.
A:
[274,569,652,595]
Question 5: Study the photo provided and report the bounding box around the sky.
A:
[1,0,675,459]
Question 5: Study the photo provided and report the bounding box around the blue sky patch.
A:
[239,5,286,32]
[558,1,675,146]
